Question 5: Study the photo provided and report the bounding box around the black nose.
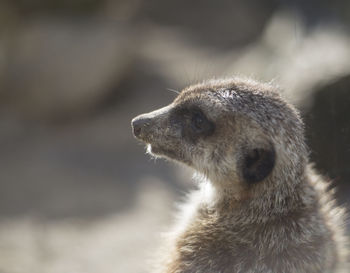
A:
[131,117,151,138]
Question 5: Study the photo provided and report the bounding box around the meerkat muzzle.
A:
[132,105,173,141]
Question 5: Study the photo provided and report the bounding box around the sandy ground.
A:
[0,181,175,273]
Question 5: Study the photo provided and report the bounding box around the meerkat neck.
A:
[206,169,309,222]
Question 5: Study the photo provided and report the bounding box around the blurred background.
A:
[0,0,349,272]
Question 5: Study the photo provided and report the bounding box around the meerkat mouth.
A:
[146,143,167,158]
[147,144,173,158]
[146,143,192,165]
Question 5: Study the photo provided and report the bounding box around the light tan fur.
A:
[132,77,349,273]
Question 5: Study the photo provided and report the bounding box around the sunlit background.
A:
[0,1,349,272]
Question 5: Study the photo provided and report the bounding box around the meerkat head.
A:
[132,78,308,200]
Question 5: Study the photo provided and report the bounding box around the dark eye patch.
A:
[191,110,214,135]
[170,105,215,143]
[192,112,205,131]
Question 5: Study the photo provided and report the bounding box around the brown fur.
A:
[132,77,349,273]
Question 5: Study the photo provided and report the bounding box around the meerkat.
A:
[131,77,349,273]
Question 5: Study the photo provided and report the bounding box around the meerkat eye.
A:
[192,112,205,131]
[190,110,215,136]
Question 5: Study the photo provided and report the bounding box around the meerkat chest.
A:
[172,213,260,272]
[170,211,336,273]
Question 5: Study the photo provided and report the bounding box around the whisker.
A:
[166,88,180,94]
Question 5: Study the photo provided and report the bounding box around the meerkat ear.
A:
[241,146,275,184]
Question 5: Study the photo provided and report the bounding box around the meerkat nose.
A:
[131,116,151,138]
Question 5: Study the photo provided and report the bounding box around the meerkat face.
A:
[131,100,216,166]
[132,78,306,192]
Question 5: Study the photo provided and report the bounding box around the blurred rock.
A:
[1,19,137,121]
[134,0,278,50]
[138,10,350,99]
[227,11,350,106]
[0,179,174,273]
[303,74,350,205]
[283,0,350,27]
[138,26,233,87]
